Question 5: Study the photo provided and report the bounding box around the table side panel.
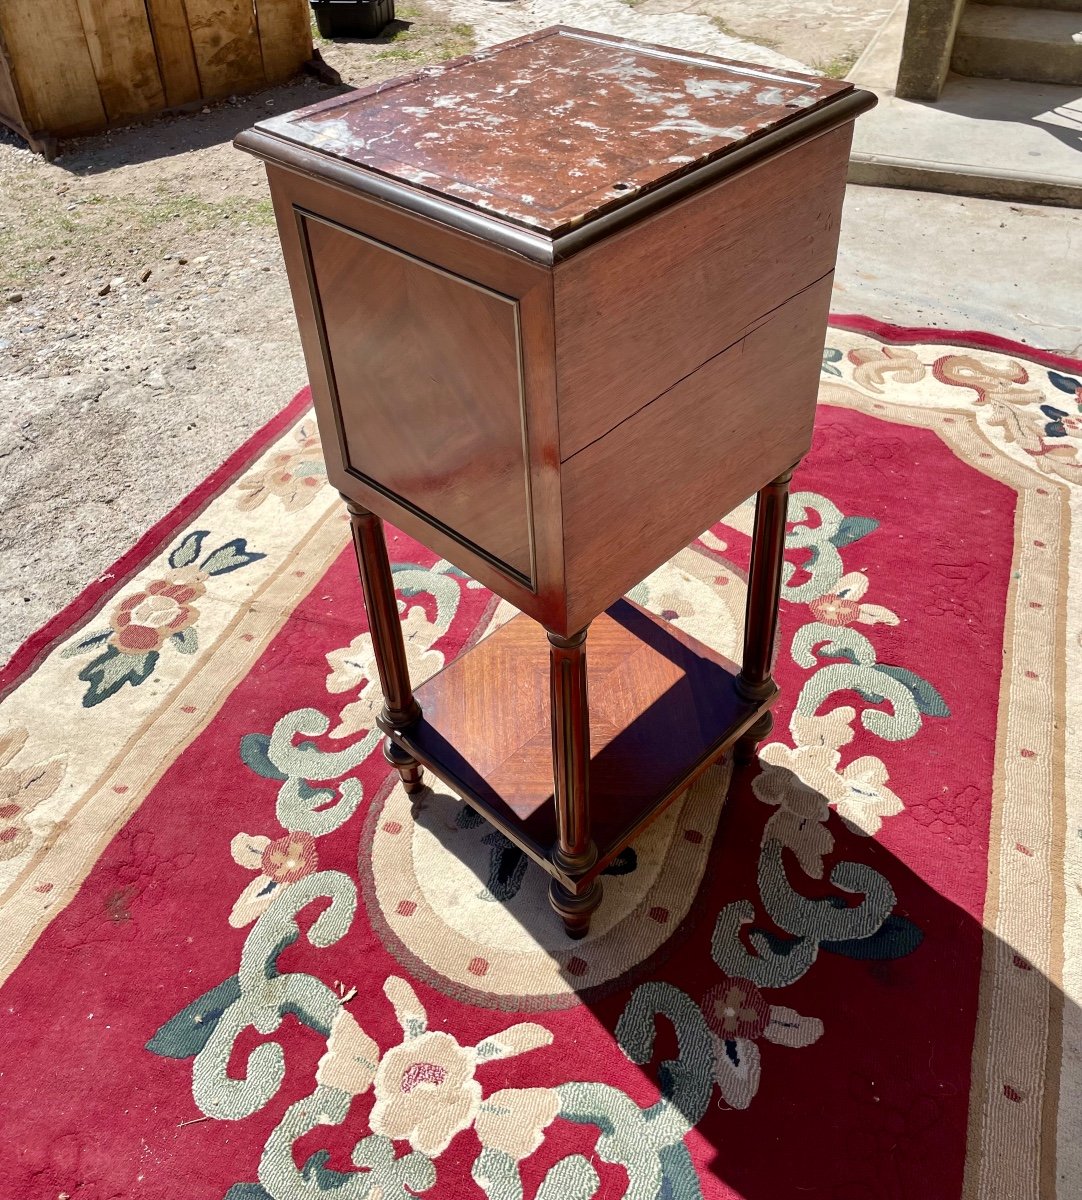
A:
[265,164,567,627]
[560,274,833,633]
[303,214,534,584]
[552,125,853,459]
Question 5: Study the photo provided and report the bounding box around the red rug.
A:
[1,319,1078,1200]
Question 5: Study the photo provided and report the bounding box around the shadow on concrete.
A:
[920,71,1082,158]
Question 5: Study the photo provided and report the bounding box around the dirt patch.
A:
[629,0,893,74]
[0,3,475,663]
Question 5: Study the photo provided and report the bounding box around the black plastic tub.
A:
[310,0,396,39]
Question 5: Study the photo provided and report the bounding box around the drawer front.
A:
[560,275,832,632]
[302,213,535,586]
[553,125,852,460]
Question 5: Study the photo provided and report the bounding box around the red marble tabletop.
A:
[255,26,852,236]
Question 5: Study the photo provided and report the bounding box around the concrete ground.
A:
[834,187,1082,353]
[1,0,1081,664]
[847,0,1082,208]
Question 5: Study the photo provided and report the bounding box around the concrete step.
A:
[847,0,1082,208]
[952,4,1082,85]
[979,0,1081,13]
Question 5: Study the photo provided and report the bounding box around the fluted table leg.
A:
[342,495,424,794]
[734,466,795,766]
[547,627,601,938]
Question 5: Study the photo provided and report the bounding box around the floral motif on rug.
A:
[0,321,1077,1200]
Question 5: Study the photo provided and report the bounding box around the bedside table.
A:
[237,25,874,937]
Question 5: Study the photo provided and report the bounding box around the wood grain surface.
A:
[145,0,202,108]
[266,165,570,629]
[255,72,861,636]
[304,214,535,584]
[256,0,313,84]
[0,0,310,142]
[0,26,25,134]
[0,0,106,135]
[553,126,852,458]
[396,599,770,882]
[560,274,834,633]
[75,0,165,122]
[183,0,267,99]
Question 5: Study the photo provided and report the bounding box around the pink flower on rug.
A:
[261,831,318,883]
[236,422,326,512]
[709,998,825,1110]
[110,575,206,653]
[355,976,556,1159]
[227,829,319,927]
[702,977,770,1040]
[371,1031,483,1156]
[808,572,899,628]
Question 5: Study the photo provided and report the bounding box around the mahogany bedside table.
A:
[237,26,874,938]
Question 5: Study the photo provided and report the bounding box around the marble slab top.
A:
[254,26,852,237]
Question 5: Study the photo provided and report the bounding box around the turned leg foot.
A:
[384,736,425,794]
[734,712,773,767]
[549,877,603,940]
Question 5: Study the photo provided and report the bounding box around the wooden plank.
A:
[255,0,312,84]
[184,0,267,99]
[145,0,202,108]
[75,0,165,122]
[0,0,106,135]
[0,31,26,134]
[304,214,535,585]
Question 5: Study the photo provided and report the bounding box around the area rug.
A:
[1,319,1079,1200]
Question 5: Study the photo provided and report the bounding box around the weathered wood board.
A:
[145,0,203,109]
[0,0,311,146]
[256,0,316,84]
[75,0,166,122]
[184,0,268,100]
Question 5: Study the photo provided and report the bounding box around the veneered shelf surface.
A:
[387,599,773,884]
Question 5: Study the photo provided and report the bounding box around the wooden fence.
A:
[0,0,312,153]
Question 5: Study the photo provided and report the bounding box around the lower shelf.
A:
[387,597,774,886]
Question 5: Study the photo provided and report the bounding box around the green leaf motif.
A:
[172,627,199,655]
[821,914,925,960]
[658,1142,704,1200]
[821,347,843,377]
[200,538,267,577]
[874,665,950,718]
[829,515,880,549]
[60,629,112,659]
[170,530,210,569]
[243,729,328,796]
[240,733,287,781]
[78,644,158,708]
[146,974,241,1059]
[239,734,325,802]
[223,1185,272,1200]
[751,913,924,962]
